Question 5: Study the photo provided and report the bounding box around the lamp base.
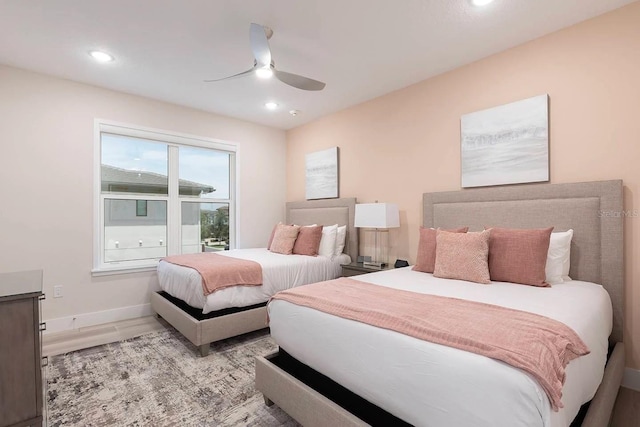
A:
[362,261,386,269]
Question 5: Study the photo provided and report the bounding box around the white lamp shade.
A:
[354,203,400,229]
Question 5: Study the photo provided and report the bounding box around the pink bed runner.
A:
[163,253,262,296]
[270,277,589,411]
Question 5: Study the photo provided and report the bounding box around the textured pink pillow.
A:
[413,226,469,273]
[266,223,281,249]
[433,230,491,284]
[488,227,554,287]
[292,225,323,256]
[269,224,301,255]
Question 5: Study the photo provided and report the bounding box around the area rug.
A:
[46,327,299,426]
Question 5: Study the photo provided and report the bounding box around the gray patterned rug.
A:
[46,327,299,426]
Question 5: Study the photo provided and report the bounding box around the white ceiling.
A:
[0,0,634,130]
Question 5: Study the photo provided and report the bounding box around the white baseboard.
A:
[43,303,153,334]
[623,367,640,391]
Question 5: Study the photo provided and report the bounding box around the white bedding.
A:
[157,248,351,314]
[268,267,612,427]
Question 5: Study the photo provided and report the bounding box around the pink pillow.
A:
[433,230,491,284]
[292,225,323,256]
[413,227,469,273]
[487,227,553,287]
[266,223,280,249]
[269,224,301,255]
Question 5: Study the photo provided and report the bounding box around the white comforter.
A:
[157,248,351,313]
[268,267,612,427]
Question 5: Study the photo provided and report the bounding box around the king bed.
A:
[256,180,625,427]
[151,197,358,356]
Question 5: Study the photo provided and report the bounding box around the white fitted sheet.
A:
[157,248,351,314]
[268,267,612,427]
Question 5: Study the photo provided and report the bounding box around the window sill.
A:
[91,265,157,277]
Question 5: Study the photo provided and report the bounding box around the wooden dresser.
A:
[0,270,44,427]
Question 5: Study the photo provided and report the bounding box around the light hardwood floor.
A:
[43,317,640,426]
[42,316,166,356]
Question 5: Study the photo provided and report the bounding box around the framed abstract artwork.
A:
[461,94,549,188]
[305,147,339,200]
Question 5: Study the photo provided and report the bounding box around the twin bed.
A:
[151,197,357,356]
[256,180,625,427]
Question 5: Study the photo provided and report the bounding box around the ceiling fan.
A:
[204,23,326,91]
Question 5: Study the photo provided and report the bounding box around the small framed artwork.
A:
[305,147,339,200]
[461,94,549,188]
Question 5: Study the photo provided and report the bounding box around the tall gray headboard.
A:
[423,180,624,343]
[286,197,357,262]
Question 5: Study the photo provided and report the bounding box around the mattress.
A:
[268,267,612,427]
[157,248,351,313]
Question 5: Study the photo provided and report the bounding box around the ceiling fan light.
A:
[255,67,273,79]
[204,23,325,91]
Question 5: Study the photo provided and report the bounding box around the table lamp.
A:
[354,202,400,268]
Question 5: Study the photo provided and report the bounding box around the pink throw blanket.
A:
[270,278,589,411]
[163,253,262,296]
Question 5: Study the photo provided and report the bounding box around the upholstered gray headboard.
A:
[423,180,624,343]
[286,198,357,262]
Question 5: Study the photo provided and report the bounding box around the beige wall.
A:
[287,3,640,369]
[0,65,286,322]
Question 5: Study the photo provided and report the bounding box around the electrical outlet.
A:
[53,285,63,298]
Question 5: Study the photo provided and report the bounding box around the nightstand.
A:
[341,262,392,277]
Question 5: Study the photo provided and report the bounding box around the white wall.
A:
[0,64,287,325]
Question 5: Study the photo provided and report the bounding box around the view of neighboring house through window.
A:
[95,123,235,271]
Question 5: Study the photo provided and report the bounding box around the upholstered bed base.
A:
[256,341,625,427]
[151,291,267,356]
[255,352,368,427]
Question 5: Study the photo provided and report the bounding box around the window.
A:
[94,122,236,273]
[136,200,148,217]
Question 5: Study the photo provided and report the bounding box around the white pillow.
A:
[545,229,573,285]
[318,224,338,257]
[334,225,347,256]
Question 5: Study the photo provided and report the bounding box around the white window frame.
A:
[92,119,237,275]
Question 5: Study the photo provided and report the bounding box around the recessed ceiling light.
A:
[471,0,495,6]
[89,50,114,62]
[255,67,273,79]
[265,102,278,110]
[289,110,301,117]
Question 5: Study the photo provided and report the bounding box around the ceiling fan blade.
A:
[273,69,326,91]
[250,23,271,68]
[203,67,256,82]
